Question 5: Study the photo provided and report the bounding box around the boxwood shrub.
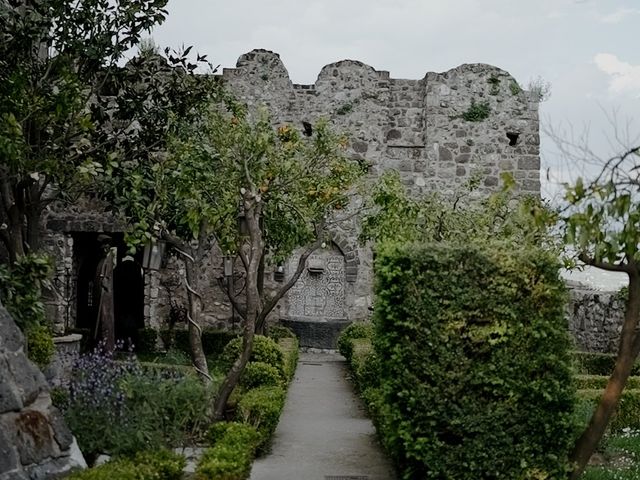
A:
[576,374,640,390]
[266,324,296,342]
[337,322,374,362]
[572,351,640,376]
[236,386,286,453]
[577,389,640,433]
[278,337,299,382]
[240,361,282,389]
[221,335,285,379]
[67,449,185,480]
[373,242,576,479]
[197,422,259,480]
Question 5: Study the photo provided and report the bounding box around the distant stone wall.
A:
[0,304,84,479]
[567,287,625,353]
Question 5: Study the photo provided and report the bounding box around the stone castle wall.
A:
[43,49,541,344]
[221,49,540,325]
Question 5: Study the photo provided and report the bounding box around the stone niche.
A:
[0,303,85,480]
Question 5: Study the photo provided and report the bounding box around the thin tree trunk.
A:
[213,196,263,419]
[569,270,640,479]
[185,256,210,383]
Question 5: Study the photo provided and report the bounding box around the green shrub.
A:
[221,336,285,378]
[26,324,55,368]
[572,351,640,376]
[461,99,490,122]
[0,253,52,331]
[350,338,380,392]
[135,328,158,353]
[67,449,185,480]
[240,361,282,389]
[266,324,296,342]
[206,421,260,447]
[373,242,576,479]
[197,422,259,480]
[169,328,237,356]
[337,322,374,362]
[236,386,286,452]
[66,347,213,459]
[576,375,640,390]
[578,389,640,433]
[278,337,299,382]
[50,386,70,411]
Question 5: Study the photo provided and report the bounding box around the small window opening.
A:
[506,132,519,146]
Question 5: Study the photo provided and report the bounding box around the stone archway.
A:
[286,244,346,321]
[281,233,359,348]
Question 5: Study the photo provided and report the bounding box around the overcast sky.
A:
[150,0,640,203]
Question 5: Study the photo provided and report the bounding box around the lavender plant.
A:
[64,340,213,460]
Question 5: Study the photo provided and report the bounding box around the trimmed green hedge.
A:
[158,328,238,356]
[266,324,296,342]
[221,335,285,380]
[576,374,640,390]
[572,351,640,376]
[240,361,282,389]
[278,337,299,382]
[236,386,286,453]
[578,389,640,433]
[197,422,259,480]
[337,322,374,362]
[67,450,185,480]
[373,242,576,479]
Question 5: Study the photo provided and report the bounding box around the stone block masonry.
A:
[222,49,540,198]
[42,49,542,348]
[221,49,541,326]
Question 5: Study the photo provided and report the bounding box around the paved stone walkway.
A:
[250,352,396,480]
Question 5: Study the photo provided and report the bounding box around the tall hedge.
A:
[373,242,576,479]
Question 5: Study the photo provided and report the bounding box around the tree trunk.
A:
[213,196,263,419]
[6,204,25,262]
[185,257,210,383]
[569,270,640,479]
[25,183,42,253]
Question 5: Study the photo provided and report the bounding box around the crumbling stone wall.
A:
[42,49,541,343]
[568,286,625,353]
[0,303,84,479]
[222,49,540,324]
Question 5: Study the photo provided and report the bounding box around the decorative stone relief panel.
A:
[286,246,346,321]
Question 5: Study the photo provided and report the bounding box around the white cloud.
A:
[599,7,640,23]
[594,53,640,97]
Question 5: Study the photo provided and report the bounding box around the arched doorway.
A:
[73,233,144,349]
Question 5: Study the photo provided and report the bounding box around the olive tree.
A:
[561,145,640,479]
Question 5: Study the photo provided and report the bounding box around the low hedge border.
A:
[577,389,640,433]
[67,449,185,480]
[278,337,299,382]
[337,322,374,363]
[197,422,260,480]
[196,334,298,479]
[573,351,640,376]
[576,374,640,390]
[137,327,238,356]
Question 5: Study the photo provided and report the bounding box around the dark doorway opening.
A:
[74,233,144,349]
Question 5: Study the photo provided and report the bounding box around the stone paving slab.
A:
[250,352,396,480]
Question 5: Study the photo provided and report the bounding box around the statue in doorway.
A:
[94,234,116,351]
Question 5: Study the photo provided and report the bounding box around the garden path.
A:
[249,351,396,480]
